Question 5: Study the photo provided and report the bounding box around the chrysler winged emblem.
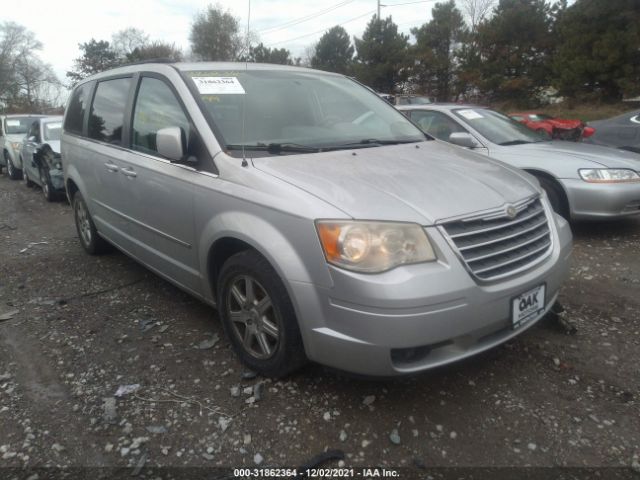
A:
[505,204,517,219]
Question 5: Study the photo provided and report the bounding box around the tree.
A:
[471,0,554,103]
[126,41,183,63]
[0,22,61,112]
[112,27,149,60]
[190,4,243,61]
[552,0,640,100]
[311,26,354,74]
[66,40,120,84]
[459,0,496,34]
[353,15,410,92]
[411,1,467,101]
[243,43,293,65]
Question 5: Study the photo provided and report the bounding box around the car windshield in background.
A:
[4,117,32,135]
[453,108,547,145]
[398,96,432,105]
[185,70,425,154]
[43,122,62,141]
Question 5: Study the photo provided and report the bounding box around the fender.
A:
[198,210,332,303]
[64,164,90,209]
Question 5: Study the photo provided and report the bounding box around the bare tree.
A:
[111,27,149,59]
[458,0,495,32]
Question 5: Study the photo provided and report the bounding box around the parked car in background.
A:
[395,95,432,106]
[62,62,571,377]
[509,112,595,141]
[400,104,640,220]
[20,116,64,201]
[1,114,46,179]
[584,109,640,154]
[377,93,432,106]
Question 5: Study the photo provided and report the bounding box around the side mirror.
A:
[156,127,185,162]
[449,132,479,148]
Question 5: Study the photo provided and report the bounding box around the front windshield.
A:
[453,108,546,145]
[43,121,62,141]
[185,70,425,154]
[4,117,33,135]
[401,96,431,105]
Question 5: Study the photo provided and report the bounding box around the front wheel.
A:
[538,176,569,219]
[73,191,111,254]
[5,152,21,180]
[39,168,56,202]
[217,250,307,377]
[23,164,34,187]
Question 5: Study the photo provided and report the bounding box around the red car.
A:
[509,112,595,141]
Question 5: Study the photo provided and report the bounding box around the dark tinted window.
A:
[89,78,132,145]
[64,84,90,135]
[28,121,40,142]
[132,77,191,156]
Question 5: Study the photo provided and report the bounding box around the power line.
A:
[381,0,436,6]
[259,0,356,34]
[268,10,376,46]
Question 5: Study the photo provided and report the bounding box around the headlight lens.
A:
[10,141,21,150]
[579,168,640,183]
[316,220,436,273]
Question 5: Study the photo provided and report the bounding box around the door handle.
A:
[121,167,137,178]
[104,162,119,172]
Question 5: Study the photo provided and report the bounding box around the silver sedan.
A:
[398,104,640,220]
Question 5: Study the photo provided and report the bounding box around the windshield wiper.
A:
[225,143,321,154]
[324,138,421,150]
[498,140,533,146]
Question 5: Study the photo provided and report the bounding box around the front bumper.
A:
[290,213,572,376]
[49,168,65,191]
[561,179,640,219]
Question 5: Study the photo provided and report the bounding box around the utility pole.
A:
[377,0,380,19]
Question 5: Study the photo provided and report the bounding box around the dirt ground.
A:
[1,172,639,478]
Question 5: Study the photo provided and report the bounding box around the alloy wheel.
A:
[75,198,92,246]
[226,275,280,359]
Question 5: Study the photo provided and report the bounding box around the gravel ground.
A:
[1,173,639,477]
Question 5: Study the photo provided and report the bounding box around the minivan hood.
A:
[253,141,539,224]
[498,141,640,170]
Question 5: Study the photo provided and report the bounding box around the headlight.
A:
[54,162,62,170]
[579,169,640,183]
[10,141,21,150]
[316,220,436,273]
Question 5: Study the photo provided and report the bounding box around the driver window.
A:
[411,110,466,141]
[132,77,192,157]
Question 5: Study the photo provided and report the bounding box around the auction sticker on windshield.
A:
[192,76,245,95]
[512,284,545,329]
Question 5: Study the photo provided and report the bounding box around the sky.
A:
[3,0,438,84]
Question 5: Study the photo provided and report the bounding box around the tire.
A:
[5,151,21,180]
[39,167,56,202]
[217,250,307,377]
[23,163,34,188]
[538,176,569,219]
[73,191,111,254]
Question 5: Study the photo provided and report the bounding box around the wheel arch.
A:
[523,168,570,217]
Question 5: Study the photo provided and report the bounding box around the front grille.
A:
[440,198,552,281]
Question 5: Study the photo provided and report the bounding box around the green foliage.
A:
[471,0,553,103]
[66,40,120,84]
[311,26,354,74]
[552,0,640,100]
[243,43,293,65]
[353,15,410,93]
[126,41,183,63]
[190,4,243,61]
[411,0,467,101]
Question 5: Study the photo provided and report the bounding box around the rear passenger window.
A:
[89,78,132,145]
[132,77,191,156]
[64,84,90,135]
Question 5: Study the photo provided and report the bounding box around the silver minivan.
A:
[62,62,572,377]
